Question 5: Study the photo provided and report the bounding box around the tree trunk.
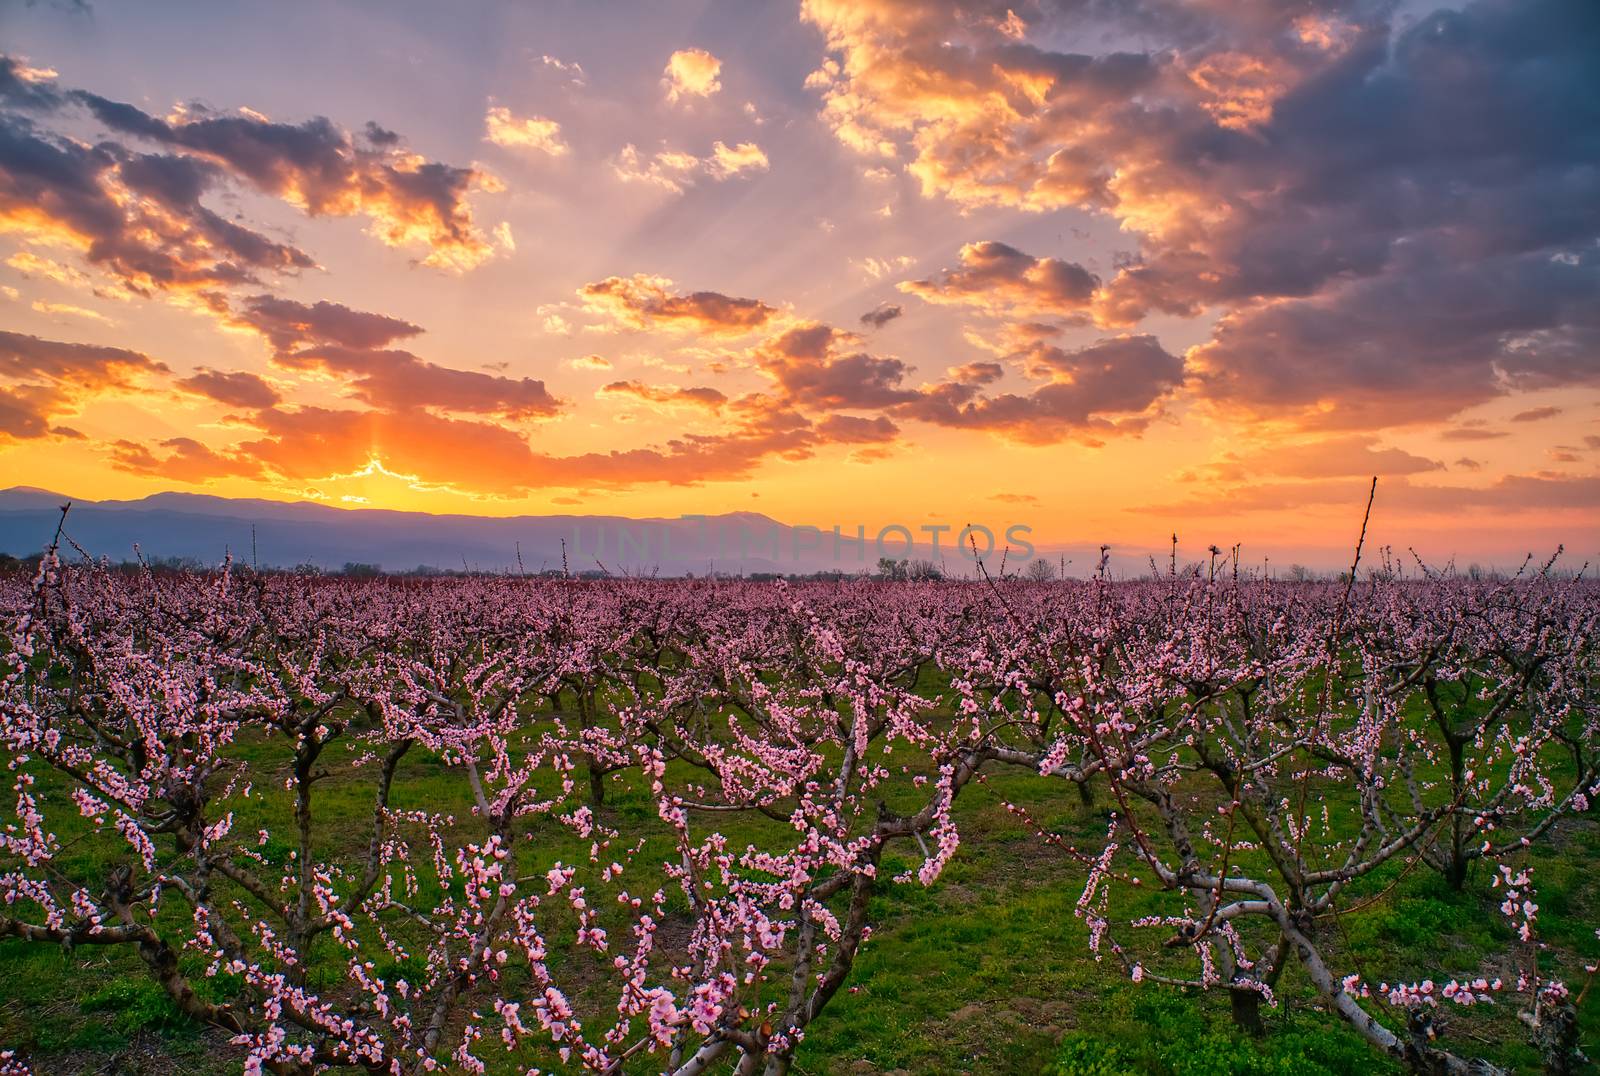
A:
[1230,985,1265,1036]
[1445,734,1469,890]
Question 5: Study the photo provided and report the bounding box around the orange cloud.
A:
[814,413,897,444]
[947,361,1002,385]
[0,127,316,296]
[112,396,877,496]
[753,322,916,411]
[109,436,265,482]
[30,300,112,324]
[1511,406,1561,423]
[579,274,779,336]
[1184,51,1291,131]
[0,329,167,441]
[2,59,506,280]
[598,380,728,411]
[177,368,281,409]
[612,141,768,193]
[7,252,95,291]
[706,140,768,179]
[484,106,569,156]
[275,345,560,420]
[213,294,560,418]
[1183,437,1444,482]
[663,48,723,102]
[900,241,1098,321]
[1440,427,1510,442]
[236,406,551,494]
[963,321,1064,357]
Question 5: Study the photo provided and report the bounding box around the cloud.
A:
[1439,427,1510,442]
[546,433,815,487]
[273,345,561,419]
[612,141,768,193]
[172,399,841,494]
[227,294,423,351]
[901,241,1098,321]
[612,145,704,192]
[1186,436,1444,482]
[30,299,111,323]
[663,48,722,102]
[1511,406,1562,422]
[947,361,1003,385]
[177,368,280,409]
[484,105,569,156]
[111,366,831,497]
[798,0,1600,431]
[108,436,265,482]
[1134,472,1600,517]
[0,328,166,440]
[706,140,768,179]
[579,274,779,336]
[815,413,898,443]
[574,274,1181,451]
[754,322,918,411]
[362,121,401,147]
[598,379,728,411]
[1,56,505,276]
[964,320,1064,357]
[29,273,562,481]
[0,387,51,440]
[0,58,65,108]
[897,335,1182,444]
[1188,249,1600,428]
[859,303,902,328]
[853,254,916,280]
[735,319,1177,446]
[100,392,890,494]
[6,251,93,291]
[0,328,165,389]
[538,55,587,87]
[802,0,1168,202]
[233,406,556,494]
[226,293,560,419]
[0,110,317,294]
[82,100,504,272]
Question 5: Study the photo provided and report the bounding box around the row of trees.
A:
[0,543,1595,1073]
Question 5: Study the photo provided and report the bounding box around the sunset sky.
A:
[1,0,1596,568]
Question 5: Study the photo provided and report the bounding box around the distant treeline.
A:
[0,550,1581,583]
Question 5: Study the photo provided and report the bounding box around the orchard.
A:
[1,536,1596,1073]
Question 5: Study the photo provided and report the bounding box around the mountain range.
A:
[0,488,1076,577]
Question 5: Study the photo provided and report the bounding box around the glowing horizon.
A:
[1,0,1596,568]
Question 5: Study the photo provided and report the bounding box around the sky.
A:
[0,0,1596,570]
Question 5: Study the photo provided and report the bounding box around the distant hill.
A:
[0,488,1057,577]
